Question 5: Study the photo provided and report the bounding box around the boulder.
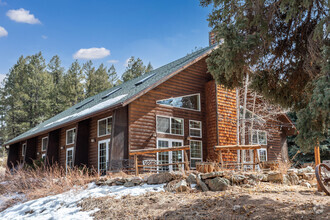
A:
[115,178,126,185]
[283,175,290,185]
[205,177,229,191]
[186,173,197,184]
[147,172,174,184]
[196,174,209,192]
[300,182,311,188]
[130,177,143,185]
[297,166,313,175]
[175,180,189,192]
[286,173,299,185]
[124,181,135,187]
[201,171,225,180]
[302,173,315,180]
[231,175,247,185]
[267,172,284,183]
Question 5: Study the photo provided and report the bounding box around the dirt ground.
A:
[80,183,329,220]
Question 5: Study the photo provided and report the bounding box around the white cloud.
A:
[41,35,47,39]
[107,59,119,64]
[0,74,6,84]
[0,26,8,37]
[6,8,41,24]
[73,47,110,60]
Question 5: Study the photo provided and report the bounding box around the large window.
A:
[66,147,74,171]
[190,140,202,168]
[156,94,201,111]
[22,143,26,157]
[66,128,76,145]
[41,137,48,152]
[189,120,202,138]
[251,130,267,145]
[98,117,112,137]
[156,116,184,136]
[157,138,184,172]
[257,149,267,162]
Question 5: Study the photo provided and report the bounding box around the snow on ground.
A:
[0,183,164,220]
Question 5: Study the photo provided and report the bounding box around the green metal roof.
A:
[5,45,216,145]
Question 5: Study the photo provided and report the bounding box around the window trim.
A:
[22,143,27,157]
[97,116,112,138]
[98,139,110,175]
[257,148,268,162]
[156,115,184,136]
[41,136,48,152]
[156,93,201,112]
[251,130,267,145]
[189,140,203,168]
[66,147,74,172]
[189,120,202,138]
[66,128,76,145]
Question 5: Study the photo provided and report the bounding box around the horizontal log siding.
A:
[128,59,209,163]
[216,85,238,162]
[36,134,48,160]
[205,80,218,161]
[88,112,113,170]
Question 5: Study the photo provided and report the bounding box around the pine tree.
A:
[62,60,85,107]
[145,62,153,73]
[201,0,329,150]
[83,60,96,98]
[85,63,111,98]
[48,55,65,116]
[108,64,121,87]
[122,56,150,82]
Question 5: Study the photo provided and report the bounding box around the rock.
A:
[175,180,189,192]
[201,171,225,180]
[196,174,209,192]
[313,205,324,214]
[115,178,125,185]
[302,173,315,180]
[286,173,299,185]
[124,181,135,187]
[287,168,298,174]
[258,174,268,182]
[186,173,197,184]
[171,171,185,180]
[300,182,311,188]
[147,172,174,184]
[283,175,290,185]
[267,172,284,183]
[233,205,247,214]
[130,177,143,185]
[297,166,314,175]
[231,175,247,185]
[205,177,229,191]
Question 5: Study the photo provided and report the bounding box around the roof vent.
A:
[135,73,156,86]
[75,98,94,110]
[102,87,122,99]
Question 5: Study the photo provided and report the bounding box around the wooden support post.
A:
[253,149,257,171]
[219,150,224,169]
[184,150,189,171]
[314,145,321,191]
[134,154,138,176]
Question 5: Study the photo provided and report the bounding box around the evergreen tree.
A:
[108,64,121,87]
[62,60,85,107]
[83,60,96,97]
[145,62,153,73]
[86,63,111,97]
[201,0,329,151]
[48,55,65,115]
[122,56,150,82]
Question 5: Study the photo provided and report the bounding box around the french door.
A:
[157,138,184,172]
[66,147,74,172]
[98,139,110,175]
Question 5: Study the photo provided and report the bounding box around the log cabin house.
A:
[5,37,296,173]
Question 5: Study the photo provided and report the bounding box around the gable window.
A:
[257,149,267,162]
[98,117,112,137]
[156,94,201,111]
[156,116,183,136]
[189,120,202,138]
[190,140,202,168]
[251,130,267,145]
[41,137,48,152]
[66,128,76,145]
[22,143,26,157]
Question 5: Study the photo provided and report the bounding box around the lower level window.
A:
[190,140,202,168]
[22,143,26,157]
[157,139,183,172]
[66,147,74,171]
[258,149,267,162]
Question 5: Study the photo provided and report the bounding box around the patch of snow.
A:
[0,183,164,219]
[44,94,127,128]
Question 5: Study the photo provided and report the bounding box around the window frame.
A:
[156,138,184,172]
[189,120,202,138]
[251,130,267,145]
[66,147,74,172]
[98,139,110,175]
[66,128,76,145]
[156,93,201,112]
[97,116,112,138]
[41,136,48,152]
[189,140,203,168]
[257,148,267,162]
[22,143,27,157]
[156,115,184,136]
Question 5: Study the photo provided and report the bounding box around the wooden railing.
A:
[129,145,190,175]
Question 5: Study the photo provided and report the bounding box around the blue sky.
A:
[0,0,212,83]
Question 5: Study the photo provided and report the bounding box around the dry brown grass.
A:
[276,160,292,174]
[0,163,97,211]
